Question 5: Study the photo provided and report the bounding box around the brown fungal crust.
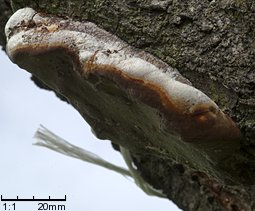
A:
[11,44,240,148]
[6,8,241,161]
[85,61,241,147]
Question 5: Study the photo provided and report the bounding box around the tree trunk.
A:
[1,0,255,210]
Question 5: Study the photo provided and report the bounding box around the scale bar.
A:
[1,195,66,201]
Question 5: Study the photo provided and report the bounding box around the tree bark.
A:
[0,0,12,49]
[1,0,255,210]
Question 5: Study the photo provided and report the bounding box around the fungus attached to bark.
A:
[5,8,241,163]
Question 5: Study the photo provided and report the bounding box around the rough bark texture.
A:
[1,0,255,210]
[0,0,12,50]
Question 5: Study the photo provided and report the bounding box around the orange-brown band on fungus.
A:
[191,104,218,123]
[84,61,240,143]
[85,62,180,113]
[10,43,241,145]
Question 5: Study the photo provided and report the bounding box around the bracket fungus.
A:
[5,8,241,165]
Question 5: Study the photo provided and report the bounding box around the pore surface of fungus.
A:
[5,8,241,172]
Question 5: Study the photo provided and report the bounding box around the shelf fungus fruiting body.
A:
[5,8,241,160]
